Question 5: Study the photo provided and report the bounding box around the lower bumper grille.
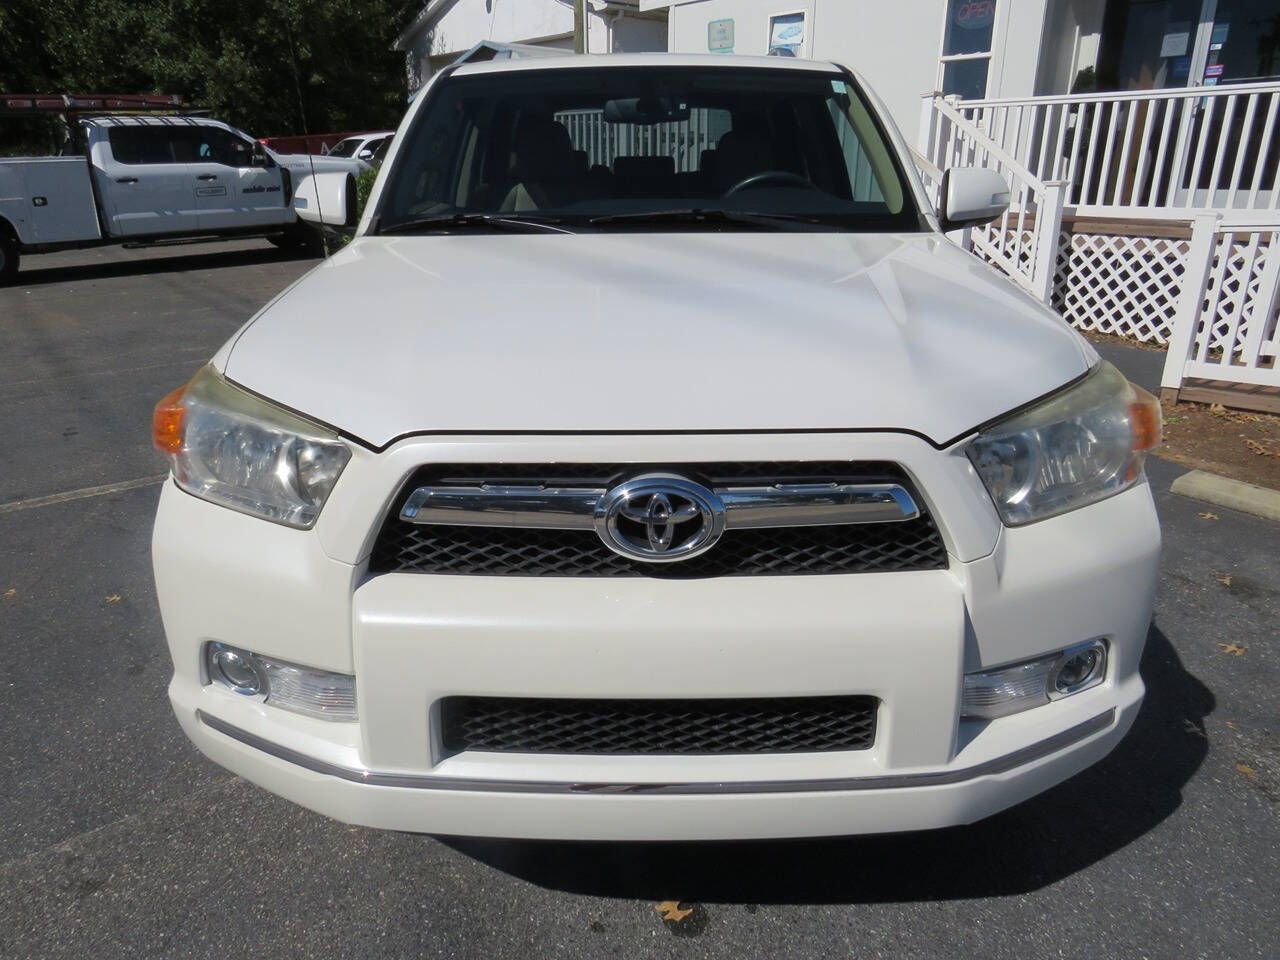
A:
[439,695,879,755]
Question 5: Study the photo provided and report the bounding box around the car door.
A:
[98,125,199,237]
[184,126,289,231]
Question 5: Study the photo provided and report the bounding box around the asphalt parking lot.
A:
[1,240,1276,959]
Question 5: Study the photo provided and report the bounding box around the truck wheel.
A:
[0,236,18,285]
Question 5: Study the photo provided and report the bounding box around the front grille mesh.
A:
[369,462,948,578]
[440,695,879,754]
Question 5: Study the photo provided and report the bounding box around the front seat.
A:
[712,128,777,194]
[501,119,578,211]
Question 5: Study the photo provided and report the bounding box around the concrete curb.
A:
[1169,469,1280,522]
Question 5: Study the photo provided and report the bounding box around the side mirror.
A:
[293,171,358,229]
[940,167,1010,230]
[357,149,373,160]
[251,144,273,168]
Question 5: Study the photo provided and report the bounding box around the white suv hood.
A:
[223,232,1094,448]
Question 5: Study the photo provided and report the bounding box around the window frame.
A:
[935,0,1012,102]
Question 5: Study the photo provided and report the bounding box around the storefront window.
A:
[939,0,998,99]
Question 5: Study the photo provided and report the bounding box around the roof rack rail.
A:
[0,93,192,116]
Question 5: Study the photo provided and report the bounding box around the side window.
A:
[187,127,254,167]
[107,127,173,165]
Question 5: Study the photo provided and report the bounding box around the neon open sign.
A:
[954,0,996,30]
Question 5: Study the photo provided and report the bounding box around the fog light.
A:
[204,643,357,721]
[209,645,264,696]
[1051,641,1106,696]
[962,640,1107,719]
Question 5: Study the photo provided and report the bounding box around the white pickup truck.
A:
[0,115,366,281]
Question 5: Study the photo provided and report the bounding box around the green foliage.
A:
[0,0,419,150]
[355,167,378,218]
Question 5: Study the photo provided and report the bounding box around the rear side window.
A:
[107,127,175,165]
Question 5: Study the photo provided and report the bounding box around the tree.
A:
[0,0,419,152]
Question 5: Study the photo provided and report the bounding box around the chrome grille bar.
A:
[399,482,919,528]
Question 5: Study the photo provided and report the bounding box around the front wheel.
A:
[0,235,18,284]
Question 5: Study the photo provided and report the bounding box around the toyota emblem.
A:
[594,474,726,562]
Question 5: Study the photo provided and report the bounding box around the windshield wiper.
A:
[588,208,827,230]
[379,213,575,235]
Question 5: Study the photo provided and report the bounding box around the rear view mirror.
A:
[940,167,1010,230]
[357,149,373,160]
[603,97,691,125]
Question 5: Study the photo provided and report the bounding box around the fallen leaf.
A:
[1217,575,1233,587]
[1227,721,1237,729]
[1198,512,1219,520]
[105,594,121,604]
[1236,763,1256,778]
[1217,642,1247,656]
[656,901,694,923]
[1209,403,1227,413]
[1242,437,1279,458]
[2,588,14,599]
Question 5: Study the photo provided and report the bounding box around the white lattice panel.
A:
[1051,233,1188,344]
[1195,234,1276,360]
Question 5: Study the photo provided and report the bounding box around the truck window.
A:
[107,127,176,165]
[173,127,254,167]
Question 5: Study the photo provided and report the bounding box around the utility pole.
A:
[573,0,586,54]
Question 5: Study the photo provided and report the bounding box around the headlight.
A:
[966,362,1161,525]
[153,365,350,528]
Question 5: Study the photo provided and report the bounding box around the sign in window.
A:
[767,12,805,58]
[939,0,998,99]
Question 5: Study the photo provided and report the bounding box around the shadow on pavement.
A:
[10,245,317,287]
[441,624,1211,904]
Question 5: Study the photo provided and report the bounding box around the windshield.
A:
[375,66,920,233]
[327,137,361,158]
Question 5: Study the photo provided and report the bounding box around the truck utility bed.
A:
[0,157,102,244]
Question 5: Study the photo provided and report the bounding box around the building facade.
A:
[396,0,669,93]
[646,0,1280,139]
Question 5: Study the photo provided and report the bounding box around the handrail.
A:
[932,96,1049,193]
[959,79,1280,109]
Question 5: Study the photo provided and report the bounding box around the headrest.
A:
[612,155,676,179]
[513,118,575,183]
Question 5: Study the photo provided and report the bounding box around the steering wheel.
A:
[723,170,817,197]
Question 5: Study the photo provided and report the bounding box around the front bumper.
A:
[153,433,1161,840]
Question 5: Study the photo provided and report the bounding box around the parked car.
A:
[151,53,1162,841]
[325,131,395,165]
[0,115,368,279]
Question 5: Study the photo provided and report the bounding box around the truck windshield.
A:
[375,66,921,233]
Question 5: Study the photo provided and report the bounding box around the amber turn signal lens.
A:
[153,384,187,454]
[1129,386,1162,452]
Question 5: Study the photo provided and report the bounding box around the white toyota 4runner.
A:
[151,54,1162,840]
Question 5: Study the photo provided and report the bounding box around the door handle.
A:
[116,176,138,183]
[197,174,218,181]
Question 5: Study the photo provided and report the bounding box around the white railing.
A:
[1161,213,1280,396]
[920,96,1066,303]
[949,81,1280,219]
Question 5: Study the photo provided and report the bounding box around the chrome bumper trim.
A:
[196,707,1115,795]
